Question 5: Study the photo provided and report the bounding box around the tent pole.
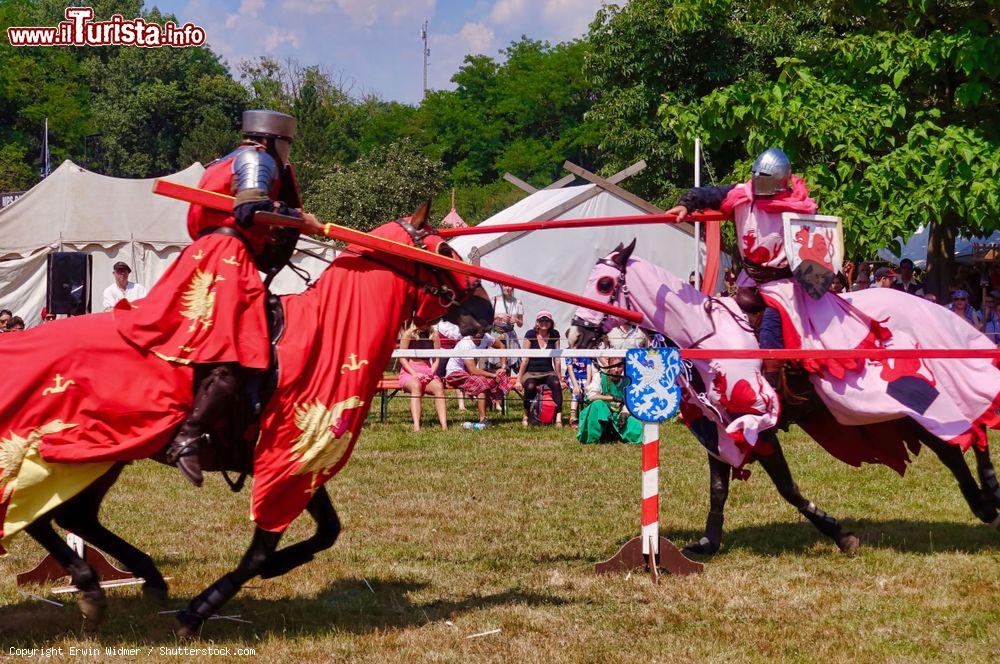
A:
[693,138,701,290]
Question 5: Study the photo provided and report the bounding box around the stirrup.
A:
[166,433,207,464]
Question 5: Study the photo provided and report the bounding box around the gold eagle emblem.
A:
[0,420,78,503]
[181,268,223,332]
[289,397,364,483]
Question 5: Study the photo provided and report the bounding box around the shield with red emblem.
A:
[782,213,844,299]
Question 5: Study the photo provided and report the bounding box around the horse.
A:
[0,209,494,634]
[568,241,1000,555]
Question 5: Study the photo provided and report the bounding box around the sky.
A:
[152,0,608,104]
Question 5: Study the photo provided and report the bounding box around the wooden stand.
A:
[595,535,703,580]
[17,543,137,589]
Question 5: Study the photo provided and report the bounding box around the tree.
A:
[307,138,443,231]
[585,0,824,204]
[661,0,999,295]
[422,38,600,188]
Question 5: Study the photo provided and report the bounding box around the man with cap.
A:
[666,147,891,394]
[102,261,147,311]
[114,109,325,487]
[873,266,896,289]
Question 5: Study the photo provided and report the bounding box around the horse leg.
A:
[683,454,729,556]
[175,527,282,638]
[24,518,107,626]
[51,463,169,606]
[971,443,1000,514]
[756,432,860,554]
[918,431,999,525]
[259,486,341,579]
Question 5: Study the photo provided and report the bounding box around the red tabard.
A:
[250,223,455,532]
[113,234,269,369]
[187,149,272,253]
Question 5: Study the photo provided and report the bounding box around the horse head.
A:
[399,200,494,336]
[568,239,636,349]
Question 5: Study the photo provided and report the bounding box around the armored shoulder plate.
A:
[232,146,279,193]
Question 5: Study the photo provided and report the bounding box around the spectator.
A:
[436,319,466,411]
[607,324,649,349]
[720,269,738,296]
[948,289,982,329]
[516,311,563,427]
[40,307,56,323]
[982,292,997,328]
[576,357,642,444]
[0,309,11,329]
[924,292,938,304]
[564,348,592,428]
[873,266,896,288]
[830,272,849,294]
[891,258,923,295]
[491,285,524,372]
[688,271,697,287]
[984,300,1000,345]
[398,322,448,433]
[102,262,147,311]
[5,316,25,332]
[445,330,511,427]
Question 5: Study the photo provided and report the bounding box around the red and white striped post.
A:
[595,422,703,581]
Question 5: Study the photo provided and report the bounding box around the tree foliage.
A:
[660,0,999,291]
[307,138,444,231]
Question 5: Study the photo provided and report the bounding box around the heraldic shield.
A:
[782,213,844,300]
[624,348,682,422]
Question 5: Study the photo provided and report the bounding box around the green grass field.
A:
[2,401,998,663]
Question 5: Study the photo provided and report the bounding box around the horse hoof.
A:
[682,537,720,557]
[142,585,169,608]
[837,533,861,556]
[78,591,107,628]
[174,618,199,640]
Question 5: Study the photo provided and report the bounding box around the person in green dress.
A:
[577,357,643,444]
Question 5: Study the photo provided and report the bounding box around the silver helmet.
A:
[242,110,296,164]
[751,147,791,197]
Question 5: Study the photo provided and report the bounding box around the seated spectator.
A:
[0,309,11,329]
[516,311,563,427]
[5,316,25,332]
[607,323,649,349]
[398,322,448,433]
[445,330,511,427]
[924,292,938,304]
[891,258,923,295]
[102,261,147,311]
[982,292,997,328]
[948,289,983,329]
[577,357,642,444]
[985,300,1000,346]
[436,319,466,411]
[41,307,56,323]
[830,272,849,294]
[564,351,592,428]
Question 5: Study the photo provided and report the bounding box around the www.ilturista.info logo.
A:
[7,7,206,48]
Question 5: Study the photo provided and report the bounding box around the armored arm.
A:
[676,185,737,212]
[232,148,297,228]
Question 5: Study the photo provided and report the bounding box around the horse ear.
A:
[410,199,432,228]
[613,238,637,266]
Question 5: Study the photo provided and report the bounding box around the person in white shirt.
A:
[102,261,147,311]
[444,331,510,426]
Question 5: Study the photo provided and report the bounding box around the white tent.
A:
[448,177,710,334]
[878,223,1000,268]
[0,160,336,326]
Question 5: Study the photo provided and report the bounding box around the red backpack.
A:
[528,385,558,425]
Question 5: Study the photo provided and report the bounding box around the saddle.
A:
[732,287,817,427]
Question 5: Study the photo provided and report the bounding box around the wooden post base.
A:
[594,535,703,579]
[17,544,136,588]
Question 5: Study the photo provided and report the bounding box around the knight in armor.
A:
[667,148,889,394]
[114,110,320,487]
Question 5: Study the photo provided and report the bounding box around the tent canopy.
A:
[448,182,705,333]
[878,223,1000,268]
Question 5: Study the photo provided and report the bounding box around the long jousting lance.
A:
[152,180,644,323]
[434,210,725,237]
